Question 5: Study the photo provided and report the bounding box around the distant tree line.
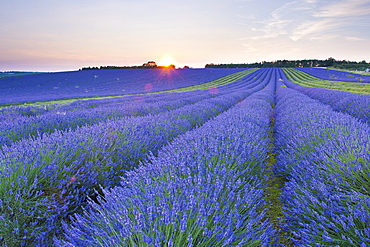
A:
[80,58,369,71]
[205,58,370,70]
[80,61,177,71]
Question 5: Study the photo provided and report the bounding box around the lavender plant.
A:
[278,69,370,124]
[274,87,370,246]
[0,69,269,245]
[56,79,278,246]
[0,68,264,146]
[0,91,216,146]
[3,68,368,246]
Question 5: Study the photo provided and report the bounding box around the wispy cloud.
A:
[242,1,315,40]
[237,0,370,62]
[308,34,338,41]
[240,0,370,42]
[291,0,370,41]
[314,0,370,18]
[344,36,365,41]
[245,2,294,39]
[304,0,319,3]
[290,19,338,41]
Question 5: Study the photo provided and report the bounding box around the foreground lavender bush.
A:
[278,69,370,123]
[56,83,277,246]
[0,96,233,245]
[274,87,370,246]
[0,69,270,245]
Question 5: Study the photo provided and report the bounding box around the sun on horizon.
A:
[157,56,178,68]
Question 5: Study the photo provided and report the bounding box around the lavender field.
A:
[0,68,369,246]
[0,68,245,105]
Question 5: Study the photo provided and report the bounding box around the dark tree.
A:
[142,61,157,68]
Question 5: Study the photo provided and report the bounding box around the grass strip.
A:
[282,68,370,95]
[264,104,292,246]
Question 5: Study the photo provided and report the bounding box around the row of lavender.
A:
[0,90,206,119]
[0,69,261,147]
[0,68,246,105]
[56,71,279,246]
[0,69,273,245]
[274,87,370,246]
[54,69,369,246]
[297,67,370,83]
[278,69,370,124]
[56,70,369,246]
[2,68,368,246]
[0,90,225,146]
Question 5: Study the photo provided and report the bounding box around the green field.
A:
[283,68,370,95]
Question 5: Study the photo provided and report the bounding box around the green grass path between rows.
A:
[283,68,370,95]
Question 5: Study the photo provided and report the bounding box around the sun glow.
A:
[157,56,177,68]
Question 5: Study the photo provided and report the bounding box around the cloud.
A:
[290,19,338,41]
[247,2,296,39]
[244,1,317,40]
[237,0,370,63]
[314,0,370,18]
[304,0,319,3]
[290,0,370,41]
[309,34,338,41]
[240,0,370,42]
[344,36,365,41]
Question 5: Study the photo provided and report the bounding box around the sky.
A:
[1,0,370,71]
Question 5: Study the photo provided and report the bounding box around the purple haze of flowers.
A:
[297,67,370,83]
[0,68,246,105]
[55,72,279,246]
[278,69,370,124]
[0,68,271,147]
[0,90,224,146]
[274,87,370,246]
[0,69,271,245]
